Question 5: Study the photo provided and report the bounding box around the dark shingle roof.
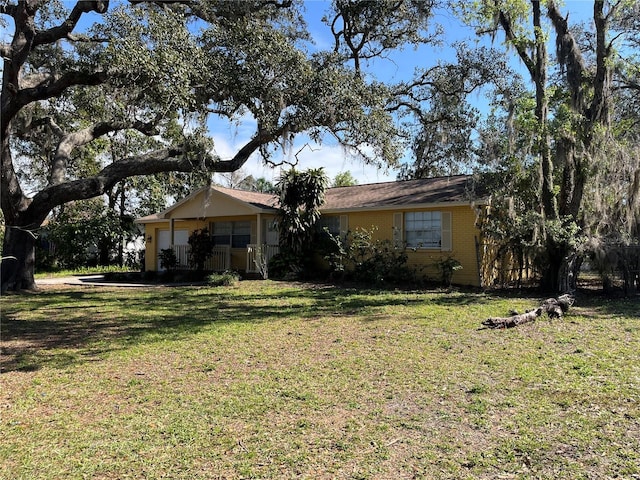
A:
[322,175,474,211]
[136,175,478,223]
[217,175,475,211]
[214,185,278,209]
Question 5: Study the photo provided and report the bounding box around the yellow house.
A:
[135,175,489,286]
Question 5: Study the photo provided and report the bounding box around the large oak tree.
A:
[1,0,416,291]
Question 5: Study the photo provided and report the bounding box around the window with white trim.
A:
[317,216,341,236]
[405,211,442,248]
[210,221,251,248]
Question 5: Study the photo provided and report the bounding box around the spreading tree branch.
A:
[49,119,160,185]
[33,1,109,46]
[24,122,286,221]
[497,10,536,78]
[15,71,107,109]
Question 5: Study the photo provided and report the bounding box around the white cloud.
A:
[211,131,397,186]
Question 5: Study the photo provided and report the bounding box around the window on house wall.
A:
[405,211,442,248]
[210,221,251,248]
[317,216,341,236]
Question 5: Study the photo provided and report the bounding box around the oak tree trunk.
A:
[1,224,38,292]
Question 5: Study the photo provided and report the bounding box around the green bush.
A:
[188,229,214,271]
[324,227,420,286]
[158,248,178,271]
[206,270,240,287]
[436,255,463,287]
[267,250,305,280]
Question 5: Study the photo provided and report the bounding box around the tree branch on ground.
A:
[482,294,575,329]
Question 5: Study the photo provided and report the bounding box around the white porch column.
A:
[169,218,175,246]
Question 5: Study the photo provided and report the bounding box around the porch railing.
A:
[206,245,232,271]
[172,244,190,268]
[171,244,231,271]
[246,244,280,274]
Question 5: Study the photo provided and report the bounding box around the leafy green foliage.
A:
[158,248,178,271]
[398,44,518,179]
[465,1,640,292]
[331,171,358,187]
[188,229,214,272]
[275,168,329,261]
[39,200,133,270]
[436,255,463,287]
[206,270,240,287]
[267,250,305,281]
[324,227,419,285]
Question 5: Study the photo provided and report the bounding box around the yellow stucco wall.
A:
[170,189,260,218]
[327,205,482,286]
[141,206,482,286]
[142,214,277,272]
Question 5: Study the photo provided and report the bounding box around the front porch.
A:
[170,244,280,274]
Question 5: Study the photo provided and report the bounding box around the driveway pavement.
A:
[36,275,204,288]
[36,275,146,287]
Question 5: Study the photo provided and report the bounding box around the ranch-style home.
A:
[135,174,490,286]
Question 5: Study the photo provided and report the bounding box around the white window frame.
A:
[397,211,452,251]
[405,211,442,249]
[210,221,251,248]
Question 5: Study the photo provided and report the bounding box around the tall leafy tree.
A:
[332,171,358,187]
[1,0,404,291]
[467,0,639,292]
[395,44,516,179]
[275,167,328,256]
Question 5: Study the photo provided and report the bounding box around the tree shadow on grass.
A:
[573,290,640,319]
[1,283,431,373]
[6,283,631,374]
[1,290,281,373]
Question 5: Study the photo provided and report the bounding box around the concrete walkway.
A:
[35,274,202,288]
[36,274,152,287]
[37,274,103,285]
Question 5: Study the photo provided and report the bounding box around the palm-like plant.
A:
[275,168,328,256]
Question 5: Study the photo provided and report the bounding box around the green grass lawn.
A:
[34,265,133,278]
[1,281,639,479]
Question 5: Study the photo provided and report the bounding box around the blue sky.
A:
[211,1,463,185]
[211,1,595,186]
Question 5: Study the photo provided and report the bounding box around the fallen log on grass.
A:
[482,294,575,329]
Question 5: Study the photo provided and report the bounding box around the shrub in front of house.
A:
[323,227,421,286]
[188,228,214,271]
[158,248,178,271]
[267,250,306,280]
[207,270,240,287]
[436,255,463,288]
